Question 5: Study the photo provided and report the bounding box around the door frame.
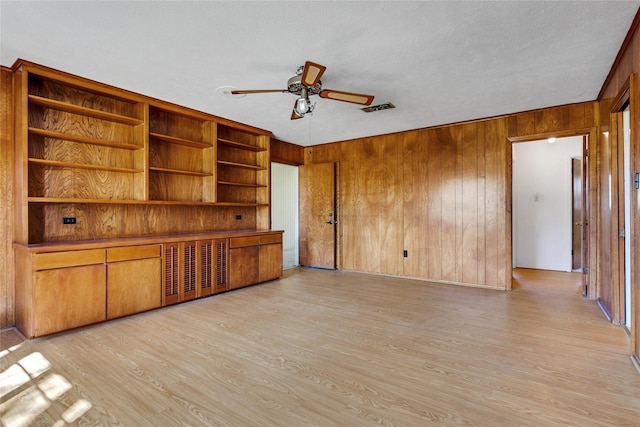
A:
[509,128,597,299]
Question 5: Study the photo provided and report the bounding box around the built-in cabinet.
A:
[107,245,162,319]
[15,231,281,338]
[229,234,283,289]
[11,60,282,339]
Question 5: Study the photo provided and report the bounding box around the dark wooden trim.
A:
[610,77,631,113]
[598,7,640,101]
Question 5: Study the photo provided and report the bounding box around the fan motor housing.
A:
[287,75,322,96]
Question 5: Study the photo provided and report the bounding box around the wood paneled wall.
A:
[597,8,640,367]
[271,138,304,166]
[1,67,15,328]
[306,102,596,290]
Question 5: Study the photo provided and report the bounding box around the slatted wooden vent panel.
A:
[215,239,229,293]
[199,240,213,297]
[182,242,197,301]
[163,244,179,305]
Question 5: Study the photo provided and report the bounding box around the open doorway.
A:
[512,136,585,274]
[271,163,299,269]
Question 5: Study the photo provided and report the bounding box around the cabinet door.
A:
[260,243,283,282]
[181,241,198,301]
[214,238,229,293]
[229,246,259,290]
[198,240,214,298]
[34,264,106,337]
[107,257,162,319]
[163,243,180,306]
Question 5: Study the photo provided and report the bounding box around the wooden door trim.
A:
[609,82,631,325]
[508,127,597,299]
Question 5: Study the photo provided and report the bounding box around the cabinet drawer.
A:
[34,249,105,271]
[259,234,282,245]
[230,236,260,248]
[107,244,161,262]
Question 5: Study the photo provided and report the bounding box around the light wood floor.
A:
[1,268,639,426]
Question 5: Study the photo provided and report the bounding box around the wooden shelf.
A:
[29,158,143,174]
[28,197,145,204]
[149,166,212,177]
[217,181,267,188]
[27,197,267,208]
[218,138,266,152]
[28,95,143,125]
[217,160,266,171]
[150,132,212,149]
[29,128,142,150]
[214,202,269,207]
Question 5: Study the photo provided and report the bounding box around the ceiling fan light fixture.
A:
[294,96,309,116]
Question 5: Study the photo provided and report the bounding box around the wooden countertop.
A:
[14,229,284,253]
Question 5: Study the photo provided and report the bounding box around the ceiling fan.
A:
[231,61,375,120]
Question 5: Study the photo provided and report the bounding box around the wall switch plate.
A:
[62,217,76,224]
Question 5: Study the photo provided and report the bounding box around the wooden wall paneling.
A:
[305,142,341,164]
[30,204,257,243]
[1,67,15,328]
[340,138,365,272]
[500,118,512,290]
[483,119,501,288]
[439,126,460,283]
[401,129,429,279]
[426,128,443,280]
[271,138,304,166]
[340,136,403,275]
[382,134,403,276]
[461,123,479,285]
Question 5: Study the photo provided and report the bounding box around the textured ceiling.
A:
[1,1,638,146]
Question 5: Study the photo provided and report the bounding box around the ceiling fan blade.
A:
[319,89,374,106]
[230,89,287,95]
[301,61,327,87]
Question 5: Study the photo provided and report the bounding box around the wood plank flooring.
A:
[1,268,639,426]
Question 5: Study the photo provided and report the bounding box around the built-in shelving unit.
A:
[148,105,215,203]
[22,72,146,206]
[13,60,273,244]
[11,59,281,340]
[216,125,270,211]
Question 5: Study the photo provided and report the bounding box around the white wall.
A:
[271,163,299,269]
[512,136,583,271]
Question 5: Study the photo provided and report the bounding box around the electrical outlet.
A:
[403,250,408,258]
[235,214,242,220]
[62,217,76,225]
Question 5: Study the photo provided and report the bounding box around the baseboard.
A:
[596,298,613,322]
[631,354,640,375]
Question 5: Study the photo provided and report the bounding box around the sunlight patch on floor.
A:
[0,343,93,426]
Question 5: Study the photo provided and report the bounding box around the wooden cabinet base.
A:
[14,230,282,338]
[34,264,106,337]
[108,257,162,319]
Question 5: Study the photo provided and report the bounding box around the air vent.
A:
[361,102,395,113]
